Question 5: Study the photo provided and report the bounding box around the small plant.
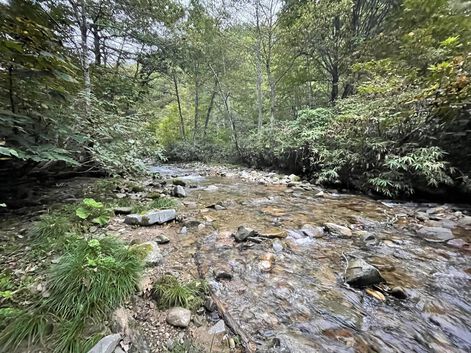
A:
[31,213,72,239]
[153,275,208,310]
[168,340,206,353]
[149,197,177,210]
[75,198,111,226]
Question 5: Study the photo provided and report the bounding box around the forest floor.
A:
[1,163,470,353]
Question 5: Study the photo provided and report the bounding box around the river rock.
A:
[166,307,191,328]
[390,286,407,299]
[325,223,352,237]
[288,174,301,182]
[113,207,133,215]
[205,185,219,192]
[234,226,257,242]
[172,179,186,186]
[458,216,471,227]
[300,224,324,238]
[124,209,176,226]
[132,241,163,266]
[272,240,283,253]
[345,258,384,287]
[155,234,170,244]
[142,209,176,225]
[87,333,121,353]
[208,320,226,335]
[416,226,454,242]
[447,238,470,250]
[172,185,186,198]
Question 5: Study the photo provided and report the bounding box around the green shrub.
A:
[153,275,208,310]
[30,213,73,239]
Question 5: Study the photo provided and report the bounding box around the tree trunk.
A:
[78,0,91,119]
[173,73,186,139]
[267,65,276,128]
[8,65,15,113]
[330,63,339,103]
[203,81,217,139]
[193,66,200,141]
[91,24,101,65]
[255,0,264,132]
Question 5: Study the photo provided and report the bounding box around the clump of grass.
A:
[153,275,208,310]
[30,213,73,239]
[0,237,144,353]
[149,197,177,210]
[169,340,205,353]
[45,237,143,319]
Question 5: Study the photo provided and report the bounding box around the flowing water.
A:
[154,165,471,353]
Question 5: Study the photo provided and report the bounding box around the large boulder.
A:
[87,334,121,353]
[345,259,384,287]
[416,226,454,243]
[166,307,191,328]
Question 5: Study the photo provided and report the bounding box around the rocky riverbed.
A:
[1,163,470,353]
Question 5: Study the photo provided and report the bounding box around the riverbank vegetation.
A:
[1,0,470,199]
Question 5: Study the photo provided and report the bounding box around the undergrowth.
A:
[0,237,144,353]
[168,340,206,353]
[153,275,208,310]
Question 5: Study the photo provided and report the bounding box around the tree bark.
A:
[173,73,186,139]
[193,65,200,141]
[255,0,264,132]
[203,80,217,139]
[8,65,15,113]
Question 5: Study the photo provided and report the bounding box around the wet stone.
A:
[325,223,353,237]
[300,224,324,238]
[345,258,384,287]
[113,207,133,215]
[234,226,257,242]
[416,226,454,243]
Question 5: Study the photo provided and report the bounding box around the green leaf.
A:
[75,207,91,219]
[92,215,109,226]
[83,198,103,209]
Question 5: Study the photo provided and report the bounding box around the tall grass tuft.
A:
[0,237,144,353]
[153,275,208,310]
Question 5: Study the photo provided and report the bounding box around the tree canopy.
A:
[0,0,470,197]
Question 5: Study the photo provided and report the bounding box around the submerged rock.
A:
[345,258,384,287]
[324,223,352,237]
[166,307,191,328]
[87,333,121,353]
[416,226,454,243]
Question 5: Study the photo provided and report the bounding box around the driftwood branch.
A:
[194,250,257,353]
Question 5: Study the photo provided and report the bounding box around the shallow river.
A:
[154,165,471,353]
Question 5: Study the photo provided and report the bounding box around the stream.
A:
[153,164,471,353]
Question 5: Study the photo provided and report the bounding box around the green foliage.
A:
[75,198,111,226]
[31,213,73,239]
[168,340,206,353]
[153,275,208,310]
[0,237,143,353]
[149,197,177,210]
